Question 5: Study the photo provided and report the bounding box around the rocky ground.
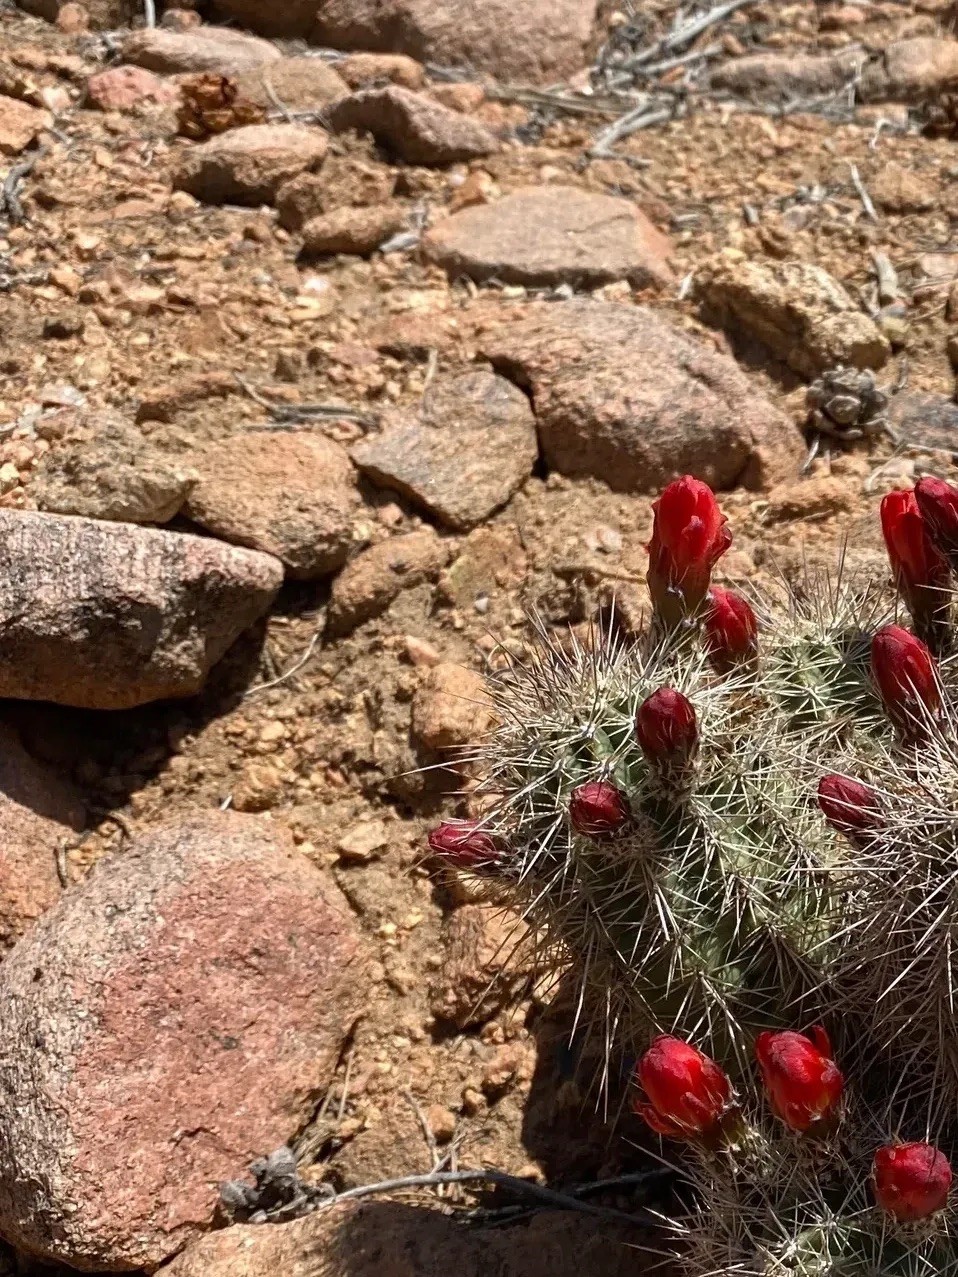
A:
[1,0,958,1272]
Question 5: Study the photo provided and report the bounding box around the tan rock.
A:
[337,51,425,90]
[429,904,529,1027]
[0,94,50,154]
[328,85,498,165]
[301,201,408,256]
[869,161,936,213]
[327,529,452,635]
[423,185,674,290]
[276,156,396,230]
[0,510,282,709]
[184,431,363,578]
[859,36,958,102]
[479,300,803,491]
[352,369,537,530]
[122,25,281,75]
[0,813,365,1271]
[411,662,493,752]
[697,254,891,376]
[235,56,349,112]
[710,47,865,101]
[173,123,327,205]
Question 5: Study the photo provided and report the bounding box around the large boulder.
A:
[479,301,804,492]
[0,813,365,1272]
[423,186,673,290]
[0,510,282,709]
[352,369,538,530]
[206,0,599,84]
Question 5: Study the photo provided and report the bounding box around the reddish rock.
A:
[411,661,494,752]
[423,185,674,290]
[173,123,327,205]
[301,201,408,256]
[0,813,365,1271]
[336,51,425,90]
[869,162,936,213]
[430,81,485,113]
[0,724,83,950]
[328,85,498,165]
[122,26,281,76]
[480,300,804,492]
[17,0,137,25]
[55,2,89,32]
[0,94,50,154]
[184,432,363,578]
[85,64,180,111]
[327,529,452,635]
[710,48,865,101]
[163,1202,646,1277]
[0,510,282,709]
[312,0,600,86]
[235,56,349,112]
[352,369,537,530]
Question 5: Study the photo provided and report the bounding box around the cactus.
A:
[427,471,958,1274]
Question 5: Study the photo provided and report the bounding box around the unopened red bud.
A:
[915,475,958,569]
[873,1142,952,1222]
[755,1026,844,1134]
[632,1035,733,1141]
[647,476,732,631]
[428,821,499,869]
[817,774,881,843]
[705,586,758,673]
[880,489,950,652]
[636,688,698,765]
[870,624,941,742]
[569,780,630,838]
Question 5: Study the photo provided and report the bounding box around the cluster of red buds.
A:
[633,1031,952,1222]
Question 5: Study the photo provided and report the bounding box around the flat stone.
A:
[859,37,958,102]
[311,0,600,86]
[869,161,936,213]
[184,431,363,579]
[0,723,83,950]
[234,55,349,112]
[122,26,281,75]
[328,85,497,165]
[423,186,674,290]
[479,300,803,492]
[162,1201,645,1277]
[301,201,408,256]
[352,369,537,530]
[0,94,49,154]
[172,123,327,205]
[30,415,197,524]
[697,253,891,376]
[85,64,180,111]
[710,48,865,101]
[0,813,365,1272]
[327,529,452,635]
[0,510,282,709]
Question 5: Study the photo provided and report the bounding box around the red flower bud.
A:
[915,475,958,568]
[754,1026,844,1133]
[632,1035,732,1141]
[636,688,698,766]
[705,586,758,673]
[569,780,630,838]
[873,1142,953,1222]
[870,624,941,741]
[647,476,732,630]
[428,821,499,869]
[880,490,950,651]
[817,774,881,843]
